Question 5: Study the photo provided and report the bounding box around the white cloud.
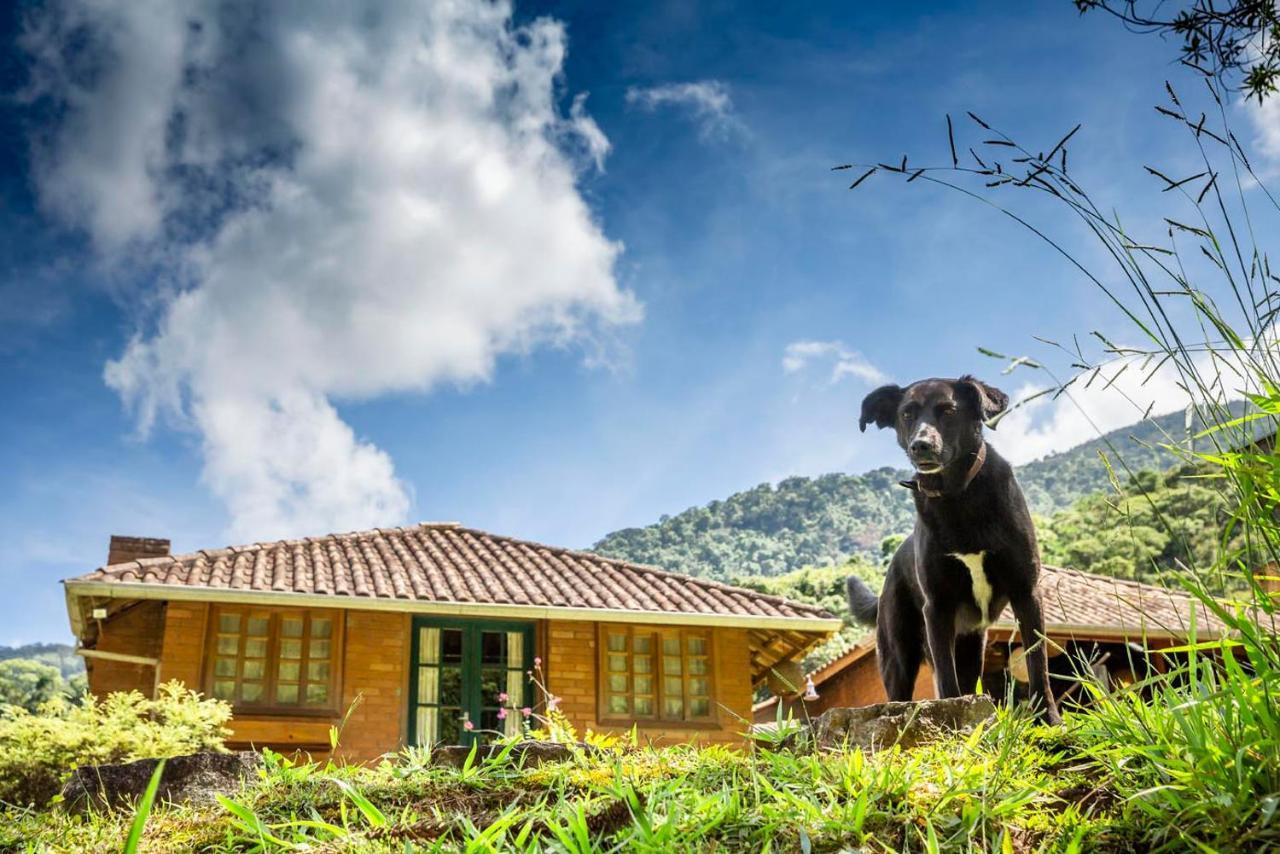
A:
[26,0,640,541]
[625,80,745,141]
[782,340,886,385]
[1247,94,1280,173]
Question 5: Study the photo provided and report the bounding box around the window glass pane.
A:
[662,636,680,655]
[279,661,300,681]
[634,675,652,694]
[214,658,236,677]
[419,627,440,665]
[608,674,627,692]
[663,656,682,675]
[310,639,330,660]
[480,667,502,698]
[416,706,438,744]
[311,618,332,638]
[634,656,652,674]
[281,617,303,637]
[219,613,240,633]
[305,684,328,705]
[608,695,629,714]
[439,713,463,745]
[688,658,707,675]
[663,697,683,717]
[245,638,267,658]
[213,680,235,700]
[242,682,264,703]
[689,677,710,696]
[276,684,298,704]
[633,635,652,654]
[243,659,265,680]
[441,629,464,663]
[247,616,269,636]
[505,666,524,722]
[440,667,463,705]
[634,696,653,715]
[480,631,506,665]
[690,698,711,717]
[418,667,439,704]
[607,632,627,652]
[217,636,239,655]
[687,636,708,656]
[280,639,302,659]
[664,676,683,696]
[609,654,628,672]
[308,661,330,681]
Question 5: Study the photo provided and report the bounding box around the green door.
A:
[408,618,534,746]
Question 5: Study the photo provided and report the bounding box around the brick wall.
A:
[333,610,409,762]
[545,620,754,746]
[85,601,165,696]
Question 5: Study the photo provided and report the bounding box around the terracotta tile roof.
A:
[754,564,1236,710]
[994,564,1230,638]
[65,522,837,627]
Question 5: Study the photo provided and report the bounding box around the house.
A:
[62,524,840,760]
[754,564,1231,722]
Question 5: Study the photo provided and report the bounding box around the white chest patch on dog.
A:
[950,551,992,626]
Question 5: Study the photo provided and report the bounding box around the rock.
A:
[811,695,997,752]
[60,751,261,813]
[429,740,594,768]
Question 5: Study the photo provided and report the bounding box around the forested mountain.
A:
[593,406,1219,579]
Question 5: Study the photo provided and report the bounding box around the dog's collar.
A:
[899,443,987,499]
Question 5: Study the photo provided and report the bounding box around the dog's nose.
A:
[910,438,936,456]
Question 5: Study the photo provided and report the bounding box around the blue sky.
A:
[1,0,1272,644]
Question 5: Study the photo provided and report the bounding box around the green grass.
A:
[8,675,1273,853]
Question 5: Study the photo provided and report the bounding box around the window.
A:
[206,607,342,713]
[598,626,714,723]
[410,620,533,746]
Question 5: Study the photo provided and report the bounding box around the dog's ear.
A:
[859,384,904,432]
[958,375,1009,426]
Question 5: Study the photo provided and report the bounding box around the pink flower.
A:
[496,707,508,720]
[497,692,509,703]
[533,656,542,669]
[546,695,560,711]
[521,707,532,718]
[463,719,474,731]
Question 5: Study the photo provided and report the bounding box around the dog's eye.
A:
[939,406,956,418]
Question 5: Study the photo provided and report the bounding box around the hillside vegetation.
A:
[593,407,1221,580]
[0,643,83,681]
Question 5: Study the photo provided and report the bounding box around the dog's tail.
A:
[845,576,879,626]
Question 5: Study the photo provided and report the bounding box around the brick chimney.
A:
[107,535,171,566]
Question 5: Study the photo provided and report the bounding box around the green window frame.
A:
[408,618,535,746]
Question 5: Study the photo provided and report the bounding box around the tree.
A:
[1077,1,1280,101]
[0,659,68,712]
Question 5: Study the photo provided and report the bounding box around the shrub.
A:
[0,681,231,807]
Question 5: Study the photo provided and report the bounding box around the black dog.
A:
[846,376,1061,723]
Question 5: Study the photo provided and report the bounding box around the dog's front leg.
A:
[923,605,961,698]
[1010,593,1062,724]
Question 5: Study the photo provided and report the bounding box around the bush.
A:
[0,681,231,807]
